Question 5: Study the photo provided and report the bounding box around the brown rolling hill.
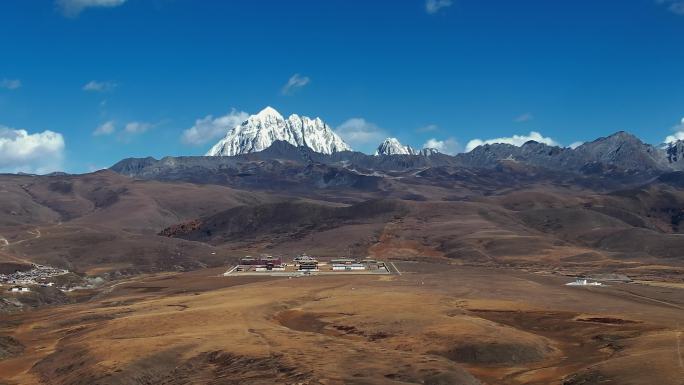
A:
[2,162,683,279]
[0,171,281,274]
[1,146,684,384]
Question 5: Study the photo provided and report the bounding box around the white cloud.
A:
[665,132,684,143]
[124,121,152,134]
[281,73,310,95]
[657,0,684,15]
[0,126,65,173]
[93,120,115,136]
[181,109,249,146]
[465,131,559,152]
[423,137,461,155]
[514,113,534,123]
[664,117,684,143]
[568,141,584,149]
[92,120,155,141]
[426,0,453,14]
[57,0,127,17]
[416,124,438,132]
[82,80,117,92]
[0,79,21,90]
[336,118,387,153]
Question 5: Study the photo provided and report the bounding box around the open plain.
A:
[1,262,683,385]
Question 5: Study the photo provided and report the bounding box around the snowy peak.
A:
[206,107,351,156]
[375,138,417,156]
[254,106,282,119]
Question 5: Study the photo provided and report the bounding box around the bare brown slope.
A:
[4,167,684,278]
[0,251,31,274]
[515,184,684,260]
[598,183,684,233]
[162,199,407,245]
[0,171,283,274]
[6,225,228,274]
[16,170,272,234]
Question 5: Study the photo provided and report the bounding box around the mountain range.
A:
[113,129,684,190]
[199,107,684,174]
[205,106,444,157]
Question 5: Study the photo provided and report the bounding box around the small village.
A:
[0,264,70,293]
[224,254,394,276]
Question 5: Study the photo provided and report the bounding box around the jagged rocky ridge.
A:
[205,107,441,158]
[375,138,417,156]
[111,131,684,191]
[117,131,684,170]
[207,106,350,156]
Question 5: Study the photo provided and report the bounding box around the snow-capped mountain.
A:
[375,138,417,156]
[206,106,351,156]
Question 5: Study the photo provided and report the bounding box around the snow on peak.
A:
[206,107,351,156]
[375,137,417,156]
[254,106,283,119]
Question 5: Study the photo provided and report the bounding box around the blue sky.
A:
[1,0,684,173]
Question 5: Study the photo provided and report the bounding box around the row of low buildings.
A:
[239,254,320,271]
[330,258,366,271]
[238,254,383,272]
[239,256,283,267]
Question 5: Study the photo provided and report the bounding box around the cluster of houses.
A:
[0,264,68,294]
